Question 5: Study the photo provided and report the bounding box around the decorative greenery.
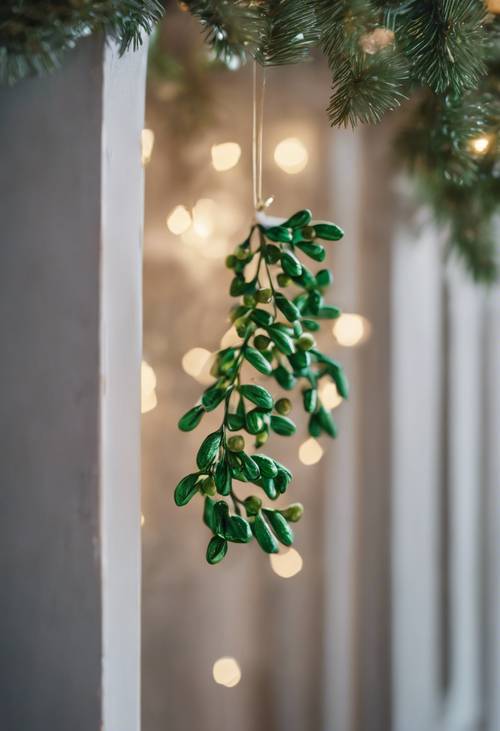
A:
[177,0,499,282]
[0,0,163,84]
[182,0,499,127]
[175,209,347,564]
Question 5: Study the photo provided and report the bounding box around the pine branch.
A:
[255,0,319,66]
[0,0,163,84]
[397,0,488,95]
[328,48,409,126]
[184,0,263,64]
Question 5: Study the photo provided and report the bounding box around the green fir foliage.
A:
[0,0,163,84]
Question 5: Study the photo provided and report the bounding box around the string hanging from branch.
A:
[175,61,348,564]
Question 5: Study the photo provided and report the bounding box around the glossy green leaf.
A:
[230,276,246,297]
[196,430,222,470]
[264,509,294,546]
[273,364,296,390]
[225,515,252,543]
[178,404,204,432]
[239,384,273,410]
[264,225,293,243]
[213,500,229,536]
[289,350,311,370]
[317,305,341,319]
[252,454,278,478]
[251,308,274,327]
[275,293,301,323]
[281,251,303,277]
[270,414,297,436]
[317,405,338,438]
[202,385,228,412]
[252,513,279,554]
[330,365,349,400]
[308,290,323,315]
[303,387,317,413]
[246,409,265,435]
[297,242,326,262]
[260,476,278,500]
[174,473,199,507]
[203,496,216,530]
[215,459,232,496]
[267,325,295,355]
[244,346,273,375]
[308,414,321,437]
[316,269,333,288]
[206,536,228,565]
[292,265,316,289]
[226,413,245,431]
[314,222,344,241]
[283,209,312,229]
[264,244,282,263]
[301,318,320,332]
[240,452,261,481]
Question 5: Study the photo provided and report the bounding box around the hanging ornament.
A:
[174,64,348,564]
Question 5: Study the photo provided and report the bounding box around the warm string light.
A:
[332,313,371,347]
[298,437,324,466]
[181,347,212,378]
[141,128,155,166]
[319,382,342,410]
[487,0,500,13]
[274,137,308,174]
[468,134,494,156]
[167,205,191,235]
[211,142,241,171]
[141,360,158,414]
[360,28,395,55]
[192,198,217,238]
[270,548,303,578]
[212,657,241,687]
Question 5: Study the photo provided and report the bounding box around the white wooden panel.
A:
[441,265,483,731]
[391,218,442,731]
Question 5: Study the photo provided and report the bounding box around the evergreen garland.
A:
[0,1,163,84]
[1,1,498,281]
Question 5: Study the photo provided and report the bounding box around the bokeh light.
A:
[141,128,155,166]
[211,142,241,172]
[274,137,308,174]
[319,382,342,410]
[192,198,217,238]
[167,205,192,235]
[298,437,324,466]
[332,313,370,347]
[181,348,212,379]
[469,134,493,155]
[212,657,242,687]
[141,360,158,414]
[270,548,304,578]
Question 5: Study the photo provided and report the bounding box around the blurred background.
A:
[140,8,500,731]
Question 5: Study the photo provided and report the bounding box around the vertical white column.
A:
[441,265,484,731]
[484,286,500,731]
[0,35,146,731]
[101,39,147,731]
[391,217,442,731]
[323,127,364,731]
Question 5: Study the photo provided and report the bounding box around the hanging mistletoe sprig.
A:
[175,209,348,565]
